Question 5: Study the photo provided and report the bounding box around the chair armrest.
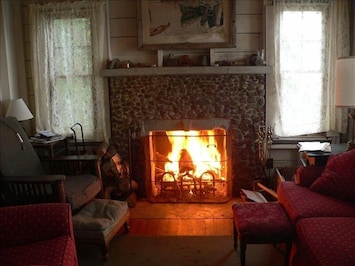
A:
[1,175,65,182]
[0,175,66,206]
[295,166,325,187]
[0,203,73,248]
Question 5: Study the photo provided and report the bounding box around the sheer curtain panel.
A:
[29,0,108,141]
[268,0,350,137]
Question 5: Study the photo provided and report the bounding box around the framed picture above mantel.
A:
[137,0,236,50]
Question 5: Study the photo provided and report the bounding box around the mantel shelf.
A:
[100,66,273,77]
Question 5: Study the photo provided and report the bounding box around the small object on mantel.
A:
[178,55,192,66]
[108,58,120,69]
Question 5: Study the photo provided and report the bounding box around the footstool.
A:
[72,199,130,260]
[232,202,293,266]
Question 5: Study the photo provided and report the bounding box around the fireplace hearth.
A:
[143,119,232,203]
[106,72,267,200]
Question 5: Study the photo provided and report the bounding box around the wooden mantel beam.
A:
[100,66,273,77]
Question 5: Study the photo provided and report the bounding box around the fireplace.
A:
[143,119,232,203]
[104,71,268,200]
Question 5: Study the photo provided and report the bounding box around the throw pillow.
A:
[310,149,355,203]
[296,165,325,187]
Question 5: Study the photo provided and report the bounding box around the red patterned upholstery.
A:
[277,181,355,225]
[296,217,355,266]
[232,202,293,266]
[311,149,355,203]
[0,203,78,266]
[278,160,355,266]
[232,202,293,242]
[296,165,324,187]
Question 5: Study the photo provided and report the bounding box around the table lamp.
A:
[335,56,355,150]
[6,98,34,121]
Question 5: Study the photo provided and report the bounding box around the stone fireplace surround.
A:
[102,67,270,198]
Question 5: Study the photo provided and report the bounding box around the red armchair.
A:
[0,203,78,266]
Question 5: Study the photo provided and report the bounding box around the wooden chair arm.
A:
[0,175,66,206]
[1,175,65,182]
[256,181,278,200]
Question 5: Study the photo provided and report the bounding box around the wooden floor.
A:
[126,199,238,236]
[129,218,233,236]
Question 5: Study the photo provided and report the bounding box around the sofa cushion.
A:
[0,235,77,266]
[310,149,355,203]
[296,217,355,266]
[277,181,355,225]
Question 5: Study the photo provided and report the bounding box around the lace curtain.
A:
[268,0,350,137]
[29,0,108,141]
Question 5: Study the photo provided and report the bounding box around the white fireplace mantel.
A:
[100,66,273,77]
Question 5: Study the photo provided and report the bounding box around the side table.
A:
[300,143,347,166]
[31,138,68,159]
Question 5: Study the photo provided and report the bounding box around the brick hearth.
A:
[107,73,266,198]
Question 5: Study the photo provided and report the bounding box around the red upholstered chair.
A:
[0,203,78,266]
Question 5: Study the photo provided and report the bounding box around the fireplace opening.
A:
[144,119,232,203]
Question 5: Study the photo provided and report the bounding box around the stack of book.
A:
[30,130,65,144]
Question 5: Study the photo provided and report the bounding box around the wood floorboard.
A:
[126,198,239,236]
[128,218,233,236]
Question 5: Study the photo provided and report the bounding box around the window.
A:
[30,0,107,141]
[267,0,350,137]
[279,11,325,135]
[53,18,94,134]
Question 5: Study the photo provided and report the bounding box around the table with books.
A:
[30,131,68,159]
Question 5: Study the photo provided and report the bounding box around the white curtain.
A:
[269,0,350,137]
[29,0,108,141]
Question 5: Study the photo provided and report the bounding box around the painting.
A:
[137,0,236,50]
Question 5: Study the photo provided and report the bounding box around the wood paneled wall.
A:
[108,0,264,65]
[21,0,265,130]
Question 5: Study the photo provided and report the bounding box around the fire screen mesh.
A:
[145,128,231,203]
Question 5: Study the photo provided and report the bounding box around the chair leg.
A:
[285,240,292,266]
[240,242,247,266]
[101,243,109,261]
[233,221,238,250]
[124,221,130,234]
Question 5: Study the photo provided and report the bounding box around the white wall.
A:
[0,0,31,130]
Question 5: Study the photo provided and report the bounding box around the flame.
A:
[163,130,221,181]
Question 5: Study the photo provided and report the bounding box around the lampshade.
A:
[6,98,34,121]
[335,56,355,107]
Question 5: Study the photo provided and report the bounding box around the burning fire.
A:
[163,130,222,182]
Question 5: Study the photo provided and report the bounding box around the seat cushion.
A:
[0,236,77,266]
[278,181,355,225]
[296,217,355,266]
[64,174,101,211]
[232,202,293,243]
[72,199,129,231]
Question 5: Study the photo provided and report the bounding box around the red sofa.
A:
[0,203,78,266]
[277,149,355,266]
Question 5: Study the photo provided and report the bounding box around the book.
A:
[298,142,331,152]
[30,131,65,144]
[240,189,268,203]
